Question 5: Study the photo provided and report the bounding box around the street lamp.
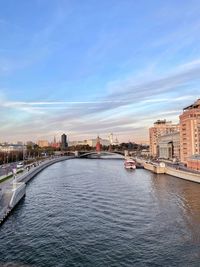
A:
[196,155,199,171]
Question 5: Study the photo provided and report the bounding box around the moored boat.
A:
[124,158,136,170]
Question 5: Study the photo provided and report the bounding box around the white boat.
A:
[124,158,136,170]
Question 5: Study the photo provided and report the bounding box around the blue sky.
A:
[0,0,200,142]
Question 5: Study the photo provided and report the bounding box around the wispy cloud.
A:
[107,64,200,101]
[1,1,200,142]
[1,58,199,142]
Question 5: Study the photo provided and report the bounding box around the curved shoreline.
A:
[17,156,73,184]
[0,156,73,225]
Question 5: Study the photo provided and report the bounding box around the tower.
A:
[96,136,101,153]
[109,133,113,145]
[61,133,68,150]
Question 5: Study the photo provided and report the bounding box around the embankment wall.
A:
[165,166,200,183]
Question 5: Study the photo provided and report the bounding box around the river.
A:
[1,159,200,266]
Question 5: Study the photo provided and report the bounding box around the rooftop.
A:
[154,119,172,125]
[183,99,200,111]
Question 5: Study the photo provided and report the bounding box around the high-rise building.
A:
[180,99,200,163]
[61,133,68,150]
[149,120,179,157]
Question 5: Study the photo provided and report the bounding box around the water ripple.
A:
[1,159,200,266]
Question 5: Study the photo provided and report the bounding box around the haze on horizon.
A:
[0,0,200,143]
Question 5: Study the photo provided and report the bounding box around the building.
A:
[68,140,87,147]
[158,132,180,161]
[61,133,68,150]
[68,138,110,148]
[50,136,60,149]
[38,140,49,148]
[0,143,26,152]
[180,99,200,164]
[0,144,26,164]
[85,139,97,147]
[87,138,110,147]
[140,149,150,157]
[149,120,179,157]
[187,155,200,170]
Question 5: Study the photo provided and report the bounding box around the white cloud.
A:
[0,58,199,142]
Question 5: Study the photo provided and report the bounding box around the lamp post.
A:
[6,149,9,176]
[196,155,198,171]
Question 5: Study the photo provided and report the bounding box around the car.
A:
[17,162,24,169]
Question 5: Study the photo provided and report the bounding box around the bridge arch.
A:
[79,151,124,159]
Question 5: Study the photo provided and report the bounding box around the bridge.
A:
[60,150,127,159]
[78,151,125,159]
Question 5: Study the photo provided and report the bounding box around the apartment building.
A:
[149,120,179,157]
[180,99,200,163]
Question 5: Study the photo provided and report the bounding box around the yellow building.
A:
[37,140,49,148]
[149,120,179,157]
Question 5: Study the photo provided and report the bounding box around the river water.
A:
[1,159,200,267]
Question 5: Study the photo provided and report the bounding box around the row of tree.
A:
[0,142,149,165]
[0,151,24,165]
[67,142,148,152]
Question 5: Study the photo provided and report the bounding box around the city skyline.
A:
[0,1,200,142]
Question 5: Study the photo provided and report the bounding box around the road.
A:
[164,162,200,174]
[0,162,20,177]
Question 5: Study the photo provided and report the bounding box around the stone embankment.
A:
[0,156,73,225]
[137,159,200,183]
[165,166,200,183]
[17,156,72,183]
[143,162,165,174]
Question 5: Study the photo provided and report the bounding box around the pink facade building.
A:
[187,155,200,170]
[180,99,200,164]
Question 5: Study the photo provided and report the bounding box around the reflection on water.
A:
[151,174,200,244]
[0,159,200,266]
[1,264,34,267]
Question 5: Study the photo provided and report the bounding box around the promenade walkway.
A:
[0,156,73,224]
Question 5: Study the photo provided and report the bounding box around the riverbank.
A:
[17,156,73,183]
[1,158,200,266]
[0,156,73,225]
[138,159,200,183]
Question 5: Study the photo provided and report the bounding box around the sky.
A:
[0,0,200,143]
